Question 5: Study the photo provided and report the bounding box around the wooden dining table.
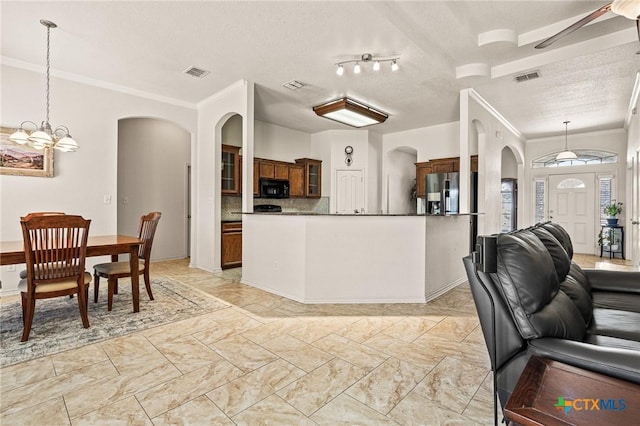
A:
[0,235,144,313]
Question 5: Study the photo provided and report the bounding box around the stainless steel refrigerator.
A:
[426,172,460,215]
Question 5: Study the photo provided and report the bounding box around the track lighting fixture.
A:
[335,53,400,76]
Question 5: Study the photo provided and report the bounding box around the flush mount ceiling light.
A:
[335,53,400,76]
[9,20,78,152]
[556,120,578,161]
[313,97,388,128]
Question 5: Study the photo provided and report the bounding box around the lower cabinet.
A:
[221,221,242,269]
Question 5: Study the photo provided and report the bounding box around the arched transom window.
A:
[557,178,586,189]
[532,150,617,168]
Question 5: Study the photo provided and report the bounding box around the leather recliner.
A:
[463,222,640,412]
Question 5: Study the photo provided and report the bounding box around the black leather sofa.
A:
[463,222,640,415]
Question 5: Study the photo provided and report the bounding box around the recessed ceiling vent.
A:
[514,71,540,82]
[282,80,304,90]
[183,66,210,78]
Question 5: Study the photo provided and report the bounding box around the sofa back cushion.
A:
[530,226,571,282]
[540,222,574,258]
[494,230,587,340]
[529,225,593,324]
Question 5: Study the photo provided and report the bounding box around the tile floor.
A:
[0,255,635,425]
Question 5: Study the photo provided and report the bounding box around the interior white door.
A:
[336,169,364,214]
[548,173,596,254]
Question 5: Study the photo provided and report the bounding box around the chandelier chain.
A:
[45,24,51,125]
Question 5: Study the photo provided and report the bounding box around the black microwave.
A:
[259,179,289,198]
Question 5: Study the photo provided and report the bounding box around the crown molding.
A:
[1,56,196,110]
[624,71,640,130]
[466,88,525,142]
[197,79,247,108]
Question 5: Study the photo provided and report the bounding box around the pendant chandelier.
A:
[9,20,78,152]
[555,120,577,161]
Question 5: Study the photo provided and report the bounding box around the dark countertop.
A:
[238,212,484,217]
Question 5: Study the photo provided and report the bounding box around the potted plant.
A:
[597,229,611,247]
[603,201,623,225]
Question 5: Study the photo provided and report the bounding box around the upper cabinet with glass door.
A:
[295,158,322,198]
[222,144,241,195]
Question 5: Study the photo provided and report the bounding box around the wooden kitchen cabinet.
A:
[258,160,275,179]
[430,157,459,173]
[289,164,305,197]
[295,158,322,198]
[221,221,242,269]
[222,145,241,195]
[416,156,477,198]
[275,162,289,180]
[415,162,432,198]
[253,161,259,196]
[256,159,289,180]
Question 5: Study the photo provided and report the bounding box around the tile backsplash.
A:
[221,196,330,221]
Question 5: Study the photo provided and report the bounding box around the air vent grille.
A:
[282,80,304,90]
[183,66,210,78]
[515,71,540,82]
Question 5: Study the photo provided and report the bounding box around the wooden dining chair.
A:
[19,213,92,342]
[19,212,65,280]
[93,212,161,311]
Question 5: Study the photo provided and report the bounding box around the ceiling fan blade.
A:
[535,2,613,49]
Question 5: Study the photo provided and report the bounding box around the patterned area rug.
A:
[0,277,228,367]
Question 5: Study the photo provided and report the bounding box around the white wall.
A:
[383,121,459,162]
[367,132,383,213]
[0,64,196,295]
[118,118,191,260]
[460,89,526,235]
[311,130,371,213]
[386,149,417,214]
[222,113,242,147]
[195,80,253,273]
[501,148,518,180]
[626,81,639,265]
[254,120,311,161]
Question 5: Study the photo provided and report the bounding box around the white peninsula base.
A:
[241,214,470,304]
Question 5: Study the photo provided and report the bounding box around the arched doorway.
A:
[501,147,518,232]
[118,117,191,260]
[385,147,418,214]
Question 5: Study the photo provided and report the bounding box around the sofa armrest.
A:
[583,269,640,294]
[528,337,640,385]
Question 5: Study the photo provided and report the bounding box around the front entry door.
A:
[548,173,596,254]
[336,169,364,214]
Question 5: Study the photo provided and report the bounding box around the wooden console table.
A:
[505,356,639,425]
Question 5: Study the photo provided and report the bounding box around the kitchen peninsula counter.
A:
[241,213,470,304]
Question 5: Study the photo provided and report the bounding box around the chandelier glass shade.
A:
[313,97,388,128]
[9,20,78,152]
[335,53,399,76]
[556,120,577,161]
[611,0,640,19]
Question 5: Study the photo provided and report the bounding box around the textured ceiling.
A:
[1,1,639,139]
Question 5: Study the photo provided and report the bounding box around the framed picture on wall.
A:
[0,126,54,177]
